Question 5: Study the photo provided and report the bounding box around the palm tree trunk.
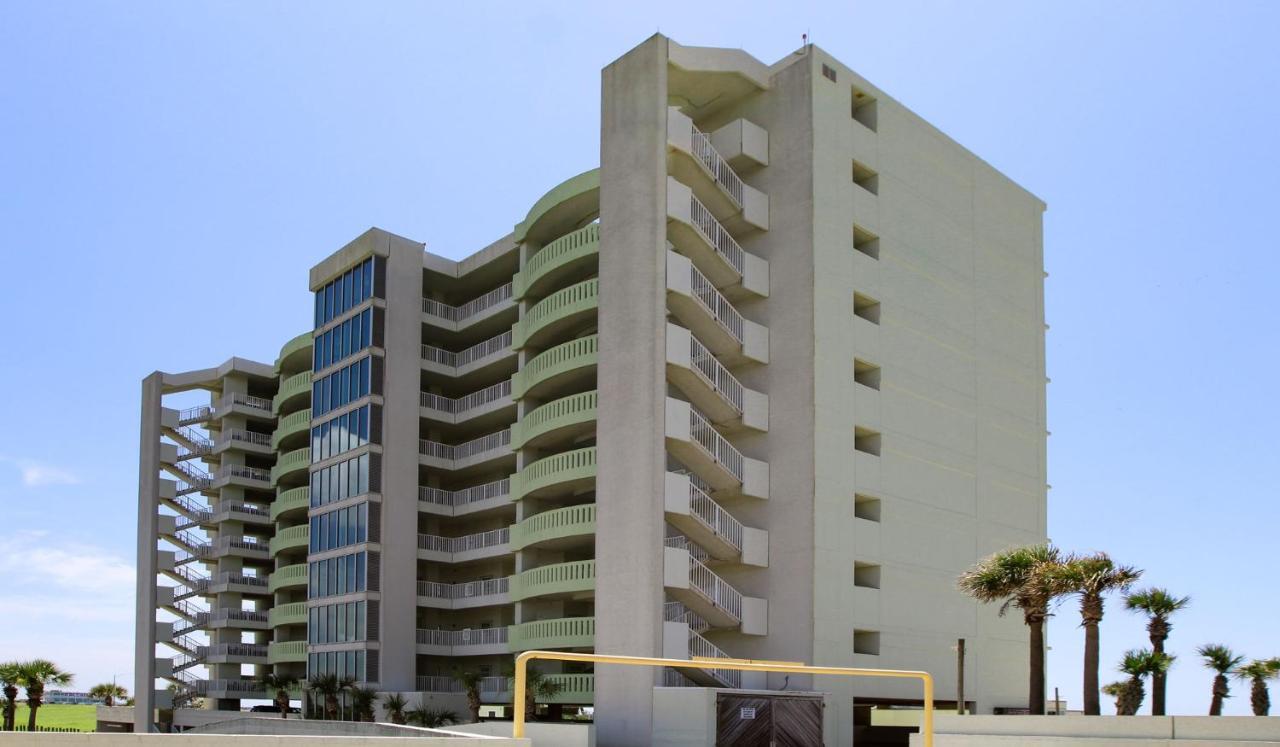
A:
[26,701,38,731]
[1150,632,1167,716]
[1028,615,1046,714]
[1210,674,1228,716]
[1082,619,1100,715]
[1252,679,1270,717]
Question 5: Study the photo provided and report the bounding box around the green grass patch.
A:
[11,703,98,731]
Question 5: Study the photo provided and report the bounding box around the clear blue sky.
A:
[2,0,1277,716]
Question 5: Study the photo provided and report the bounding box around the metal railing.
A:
[688,334,744,413]
[198,608,270,625]
[221,393,273,413]
[419,478,510,509]
[195,679,266,695]
[217,464,271,482]
[688,407,744,482]
[688,262,745,343]
[690,124,745,208]
[416,627,508,647]
[178,405,212,425]
[689,194,745,275]
[419,429,511,463]
[420,380,512,415]
[688,556,743,623]
[416,577,509,600]
[423,282,513,322]
[422,330,513,370]
[416,675,508,693]
[664,534,710,563]
[199,643,267,660]
[418,527,509,554]
[689,629,742,688]
[687,479,744,552]
[224,430,272,447]
[664,601,711,634]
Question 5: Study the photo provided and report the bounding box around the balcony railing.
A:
[420,380,512,415]
[178,405,212,424]
[419,429,511,464]
[689,407,744,482]
[419,478,510,509]
[418,527,510,555]
[664,534,710,563]
[199,643,267,660]
[689,334,743,413]
[195,679,266,695]
[422,330,513,370]
[689,193,745,274]
[416,627,509,647]
[688,262,744,343]
[416,577,509,600]
[416,675,508,694]
[689,556,742,623]
[223,430,272,448]
[221,393,273,413]
[423,282,514,322]
[690,124,746,208]
[664,601,711,634]
[217,464,272,483]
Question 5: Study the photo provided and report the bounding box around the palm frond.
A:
[1126,588,1191,619]
[1198,644,1245,674]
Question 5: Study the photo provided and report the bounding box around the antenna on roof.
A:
[802,31,808,46]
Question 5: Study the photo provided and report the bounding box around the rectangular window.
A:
[315,292,324,329]
[352,263,363,307]
[337,507,348,548]
[357,453,369,495]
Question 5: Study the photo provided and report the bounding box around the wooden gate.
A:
[715,693,824,746]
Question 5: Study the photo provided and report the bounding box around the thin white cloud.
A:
[0,455,81,487]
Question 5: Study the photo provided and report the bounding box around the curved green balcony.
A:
[267,640,308,664]
[269,524,309,556]
[273,370,312,415]
[510,504,595,551]
[514,169,600,245]
[513,223,600,301]
[268,601,308,628]
[271,447,310,486]
[512,335,597,401]
[510,559,595,602]
[512,447,596,500]
[268,563,308,593]
[271,409,311,451]
[511,279,598,351]
[275,332,314,376]
[545,673,594,704]
[271,486,310,522]
[511,390,597,449]
[509,616,595,652]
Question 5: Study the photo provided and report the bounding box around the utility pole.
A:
[956,638,966,715]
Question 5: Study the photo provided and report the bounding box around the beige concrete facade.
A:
[137,34,1045,742]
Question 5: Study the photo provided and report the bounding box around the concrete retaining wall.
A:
[446,721,591,747]
[910,715,1280,746]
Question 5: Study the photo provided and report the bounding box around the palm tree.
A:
[15,660,73,731]
[406,706,459,728]
[257,673,297,718]
[1116,649,1172,716]
[456,670,485,723]
[958,543,1064,714]
[0,661,19,731]
[380,693,408,725]
[349,686,378,722]
[1101,681,1127,715]
[87,683,128,707]
[512,668,563,722]
[1044,552,1141,715]
[307,673,353,720]
[1125,587,1190,716]
[1198,644,1245,716]
[1234,659,1280,716]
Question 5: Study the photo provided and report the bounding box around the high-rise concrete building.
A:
[135,35,1046,743]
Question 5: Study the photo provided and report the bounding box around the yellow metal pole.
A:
[507,650,934,745]
[922,671,934,747]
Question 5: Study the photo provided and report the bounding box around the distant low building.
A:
[46,690,100,705]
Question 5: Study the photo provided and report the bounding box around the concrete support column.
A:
[134,373,163,732]
[594,33,669,747]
